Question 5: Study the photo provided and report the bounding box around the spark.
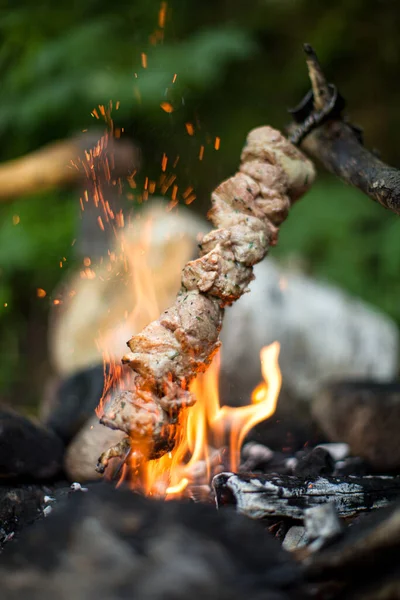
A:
[141,53,148,69]
[172,73,177,83]
[185,193,196,205]
[12,215,20,225]
[199,145,205,160]
[37,288,46,298]
[161,153,168,172]
[214,137,221,150]
[182,186,193,200]
[160,102,174,113]
[158,1,167,28]
[185,123,195,136]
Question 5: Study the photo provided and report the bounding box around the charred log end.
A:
[212,473,238,509]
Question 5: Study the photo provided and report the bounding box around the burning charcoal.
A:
[0,483,302,600]
[304,501,400,599]
[213,472,400,520]
[0,407,64,480]
[313,380,400,471]
[293,447,335,478]
[42,364,105,443]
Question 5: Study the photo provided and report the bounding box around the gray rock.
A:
[312,381,400,470]
[220,259,398,406]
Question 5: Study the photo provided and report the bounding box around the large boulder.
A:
[220,259,398,406]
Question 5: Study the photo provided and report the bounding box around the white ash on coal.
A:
[213,471,400,520]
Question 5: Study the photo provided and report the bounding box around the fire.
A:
[100,337,281,498]
[164,341,282,497]
[95,214,282,498]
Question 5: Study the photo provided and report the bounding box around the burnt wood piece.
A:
[289,44,400,215]
[213,472,400,520]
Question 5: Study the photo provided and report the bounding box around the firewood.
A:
[212,472,400,520]
[96,127,315,473]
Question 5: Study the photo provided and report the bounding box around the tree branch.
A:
[289,44,400,215]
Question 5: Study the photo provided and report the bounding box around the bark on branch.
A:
[289,44,400,215]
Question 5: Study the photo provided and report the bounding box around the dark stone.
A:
[44,364,104,443]
[0,407,64,480]
[294,447,335,479]
[0,483,300,600]
[312,380,400,471]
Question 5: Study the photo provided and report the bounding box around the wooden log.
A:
[212,472,400,520]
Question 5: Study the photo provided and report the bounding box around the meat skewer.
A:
[96,126,315,473]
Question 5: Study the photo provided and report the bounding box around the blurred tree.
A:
[0,0,399,406]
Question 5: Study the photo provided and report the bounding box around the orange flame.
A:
[101,341,281,498]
